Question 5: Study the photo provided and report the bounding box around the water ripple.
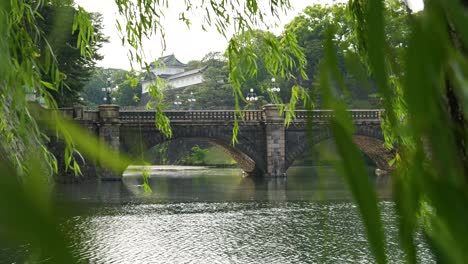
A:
[65,201,434,264]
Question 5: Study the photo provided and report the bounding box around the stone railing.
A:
[241,110,264,121]
[292,109,383,122]
[59,106,383,124]
[119,110,264,123]
[120,110,155,122]
[349,109,383,120]
[165,110,236,121]
[58,107,99,121]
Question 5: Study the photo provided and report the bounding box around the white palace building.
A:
[141,55,205,100]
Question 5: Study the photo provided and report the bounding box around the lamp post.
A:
[174,95,182,109]
[187,92,196,110]
[102,77,118,104]
[267,77,281,104]
[268,77,280,93]
[246,88,258,102]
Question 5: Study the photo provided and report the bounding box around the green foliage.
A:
[82,68,142,106]
[283,3,410,108]
[115,73,142,106]
[284,4,353,85]
[0,160,78,263]
[203,146,237,165]
[227,29,307,109]
[191,145,208,164]
[180,145,209,165]
[0,0,94,178]
[142,167,152,193]
[146,142,169,165]
[177,144,237,166]
[317,26,387,262]
[346,0,468,263]
[38,5,107,107]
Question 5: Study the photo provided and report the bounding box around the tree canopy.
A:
[82,68,142,106]
[40,6,107,106]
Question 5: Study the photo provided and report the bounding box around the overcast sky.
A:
[76,0,424,70]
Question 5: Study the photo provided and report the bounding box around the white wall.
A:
[169,73,203,88]
[142,72,204,94]
[152,66,184,76]
[141,80,152,94]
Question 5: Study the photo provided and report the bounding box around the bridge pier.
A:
[98,105,122,181]
[264,105,286,177]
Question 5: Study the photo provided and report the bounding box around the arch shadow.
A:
[119,125,266,175]
[285,125,394,172]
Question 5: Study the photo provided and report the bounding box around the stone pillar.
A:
[98,104,121,181]
[73,105,84,119]
[263,104,286,177]
[74,105,98,179]
[52,106,97,182]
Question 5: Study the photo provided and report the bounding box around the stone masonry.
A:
[50,105,389,181]
[264,104,286,177]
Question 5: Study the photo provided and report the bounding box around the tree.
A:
[193,53,234,109]
[82,68,141,106]
[283,2,410,108]
[38,5,107,107]
[115,73,142,106]
[227,29,308,108]
[342,0,468,263]
[0,1,99,262]
[285,4,352,86]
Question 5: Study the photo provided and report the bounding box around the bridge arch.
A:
[52,106,388,179]
[285,124,393,172]
[119,125,266,175]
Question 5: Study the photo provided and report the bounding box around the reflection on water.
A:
[4,166,433,263]
[54,166,392,204]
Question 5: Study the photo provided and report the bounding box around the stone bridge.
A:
[55,104,391,180]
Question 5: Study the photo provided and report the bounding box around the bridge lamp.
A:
[246,88,258,102]
[268,77,280,93]
[188,92,196,102]
[174,95,183,107]
[102,77,118,104]
[187,92,196,110]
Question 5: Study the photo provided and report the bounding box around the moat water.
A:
[2,166,434,263]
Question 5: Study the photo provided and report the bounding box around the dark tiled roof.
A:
[158,74,174,79]
[150,54,187,68]
[142,71,156,81]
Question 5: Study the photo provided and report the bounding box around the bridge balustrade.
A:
[291,109,383,122]
[241,110,264,121]
[61,106,383,123]
[120,110,155,122]
[350,110,382,120]
[166,110,234,121]
[117,110,265,123]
